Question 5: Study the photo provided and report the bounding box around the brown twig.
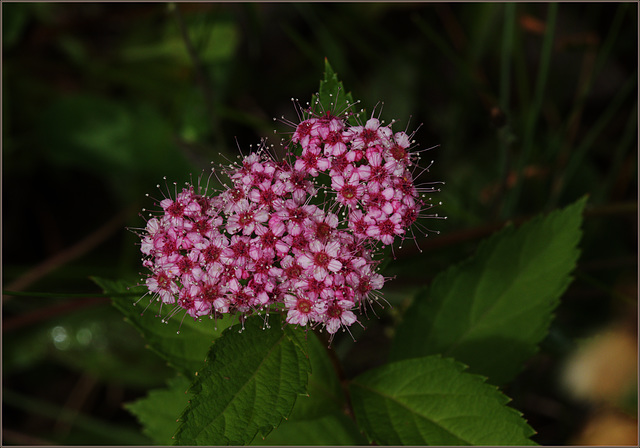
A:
[54,373,99,439]
[2,297,109,333]
[2,428,55,446]
[396,200,637,258]
[3,204,137,299]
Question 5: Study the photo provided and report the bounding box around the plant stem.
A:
[495,3,516,219]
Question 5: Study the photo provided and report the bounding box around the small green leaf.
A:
[313,58,360,123]
[94,277,235,378]
[252,331,367,445]
[390,196,587,385]
[174,314,311,446]
[126,375,192,445]
[350,356,537,446]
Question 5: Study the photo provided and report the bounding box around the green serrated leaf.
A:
[390,196,587,385]
[252,410,367,446]
[252,331,367,445]
[126,375,192,445]
[312,58,361,123]
[93,277,235,378]
[174,314,311,446]
[350,355,537,446]
[280,330,344,419]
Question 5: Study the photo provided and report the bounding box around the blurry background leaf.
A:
[37,95,195,202]
[4,300,173,388]
[2,2,31,49]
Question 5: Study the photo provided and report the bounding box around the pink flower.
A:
[294,145,330,177]
[331,172,364,208]
[280,232,310,257]
[345,118,392,150]
[363,149,394,187]
[252,220,284,256]
[311,113,344,139]
[383,131,413,169]
[320,299,358,334]
[292,118,318,147]
[230,152,261,185]
[363,182,395,216]
[279,167,316,205]
[176,250,203,283]
[189,281,226,318]
[221,186,249,215]
[221,235,252,267]
[322,130,348,157]
[350,264,385,303]
[225,201,269,235]
[278,255,305,291]
[248,179,286,209]
[276,200,317,236]
[294,276,334,302]
[392,171,419,204]
[347,209,370,240]
[365,212,403,245]
[397,202,421,229]
[328,152,351,178]
[298,240,343,281]
[140,218,164,255]
[284,294,317,326]
[146,271,179,304]
[305,210,339,242]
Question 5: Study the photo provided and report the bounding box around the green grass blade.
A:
[503,3,558,218]
[597,103,638,203]
[548,73,636,207]
[496,3,517,217]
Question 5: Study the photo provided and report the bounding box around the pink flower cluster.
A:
[138,109,428,336]
[292,113,422,246]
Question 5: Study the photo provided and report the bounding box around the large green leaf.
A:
[350,356,537,446]
[126,375,192,445]
[174,314,311,446]
[390,197,587,385]
[253,331,367,445]
[94,277,235,378]
[252,411,366,446]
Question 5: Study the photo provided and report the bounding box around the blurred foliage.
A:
[2,2,637,445]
